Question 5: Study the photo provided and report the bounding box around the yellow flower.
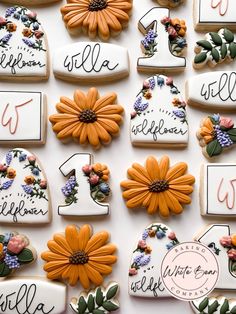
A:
[7,167,16,179]
[231,234,236,246]
[199,118,215,144]
[171,18,187,37]
[92,163,109,181]
[24,175,35,185]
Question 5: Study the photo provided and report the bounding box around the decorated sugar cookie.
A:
[0,278,66,314]
[156,0,185,8]
[120,155,195,218]
[49,87,124,149]
[200,163,236,217]
[194,0,236,31]
[0,91,46,144]
[186,71,236,111]
[60,0,133,41]
[193,28,236,69]
[41,224,117,288]
[53,42,129,83]
[195,224,236,290]
[197,114,236,158]
[137,8,187,72]
[130,75,189,147]
[59,153,110,217]
[129,223,180,298]
[70,282,119,314]
[0,6,48,80]
[0,0,60,5]
[0,231,36,277]
[191,296,236,314]
[0,148,51,224]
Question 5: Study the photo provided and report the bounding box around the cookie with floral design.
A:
[60,0,133,41]
[49,87,124,149]
[121,155,195,217]
[156,0,185,7]
[0,0,60,4]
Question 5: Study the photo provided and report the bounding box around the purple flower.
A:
[1,180,13,190]
[0,33,12,44]
[19,153,27,162]
[22,38,35,48]
[134,96,148,112]
[149,77,156,90]
[4,254,20,269]
[142,230,149,240]
[5,7,16,17]
[133,253,151,267]
[173,110,186,119]
[61,176,76,197]
[141,29,157,48]
[215,125,234,148]
[156,231,166,239]
[133,254,144,266]
[22,185,33,195]
[5,152,12,166]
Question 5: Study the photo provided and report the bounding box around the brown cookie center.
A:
[79,109,97,123]
[149,180,169,193]
[88,0,107,11]
[69,251,89,265]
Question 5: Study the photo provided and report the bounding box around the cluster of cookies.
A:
[0,0,236,313]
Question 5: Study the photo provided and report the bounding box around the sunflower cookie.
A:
[60,0,133,41]
[49,87,124,149]
[41,224,117,288]
[156,0,185,8]
[197,114,236,159]
[120,155,195,218]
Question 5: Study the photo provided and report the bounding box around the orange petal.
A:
[169,174,195,185]
[169,185,194,194]
[78,224,92,251]
[44,260,69,272]
[84,263,104,286]
[53,234,73,255]
[126,191,150,208]
[68,266,79,286]
[146,156,160,181]
[89,255,117,264]
[79,124,88,144]
[46,240,71,257]
[169,190,192,204]
[87,87,98,109]
[78,264,90,289]
[93,93,117,111]
[166,162,187,182]
[120,180,147,189]
[97,11,110,40]
[88,244,116,257]
[127,167,150,185]
[65,225,80,252]
[147,193,159,215]
[46,265,68,280]
[87,123,100,147]
[88,261,112,275]
[158,193,170,217]
[159,156,170,180]
[85,231,109,254]
[163,191,183,215]
[40,252,68,262]
[94,122,111,144]
[74,90,87,110]
[132,163,151,182]
[122,187,149,199]
[97,118,120,134]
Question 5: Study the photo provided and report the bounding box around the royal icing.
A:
[70,282,119,314]
[0,91,46,144]
[193,28,236,69]
[194,0,236,31]
[0,6,48,80]
[0,231,36,277]
[0,148,51,224]
[128,223,180,298]
[156,0,185,8]
[41,224,117,288]
[195,224,236,290]
[191,296,236,314]
[59,153,110,217]
[0,278,66,314]
[201,163,236,216]
[0,0,60,4]
[186,72,236,111]
[197,114,236,158]
[137,8,187,72]
[130,75,189,147]
[121,155,195,217]
[53,42,129,83]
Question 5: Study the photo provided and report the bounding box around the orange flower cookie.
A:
[49,87,124,149]
[41,224,117,288]
[120,156,195,218]
[60,0,133,41]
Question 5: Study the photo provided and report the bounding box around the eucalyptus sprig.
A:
[192,296,236,314]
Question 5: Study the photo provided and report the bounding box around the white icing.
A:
[128,223,179,298]
[191,296,236,313]
[0,148,51,224]
[187,72,236,110]
[201,163,236,216]
[53,42,129,82]
[0,91,46,143]
[58,153,109,216]
[130,74,189,146]
[0,278,66,314]
[0,0,60,4]
[196,224,236,290]
[137,7,186,72]
[0,6,48,79]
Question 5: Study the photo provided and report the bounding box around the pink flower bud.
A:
[27,11,37,20]
[228,248,236,261]
[39,180,47,189]
[167,26,177,38]
[138,240,147,249]
[161,16,171,25]
[130,112,137,119]
[0,164,7,172]
[166,77,174,86]
[220,236,232,247]
[82,164,92,175]
[129,268,138,276]
[0,17,7,26]
[89,174,99,186]
[168,232,176,240]
[220,117,234,129]
[34,30,44,39]
[28,155,36,165]
[143,81,150,90]
[7,236,26,254]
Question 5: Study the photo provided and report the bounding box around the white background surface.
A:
[0,0,236,313]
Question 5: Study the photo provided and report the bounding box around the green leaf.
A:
[220,43,227,59]
[0,262,11,277]
[197,40,213,50]
[194,52,208,64]
[231,306,236,314]
[102,301,119,312]
[224,28,234,43]
[210,32,223,45]
[220,299,229,314]
[206,139,223,157]
[211,48,220,62]
[106,284,119,300]
[87,295,95,312]
[93,310,105,314]
[199,298,209,312]
[228,128,236,142]
[17,248,34,263]
[229,42,236,59]
[208,301,220,314]
[78,296,87,314]
[96,287,104,307]
[0,235,4,243]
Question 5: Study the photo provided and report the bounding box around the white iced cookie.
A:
[191,296,236,314]
[195,224,236,290]
[194,0,236,31]
[193,28,236,69]
[0,148,51,224]
[53,42,129,83]
[156,0,185,8]
[0,6,49,80]
[130,74,189,147]
[0,91,46,144]
[137,8,187,72]
[186,71,236,111]
[128,223,180,298]
[0,0,60,4]
[0,277,66,314]
[59,153,110,217]
[200,163,236,217]
[70,282,119,314]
